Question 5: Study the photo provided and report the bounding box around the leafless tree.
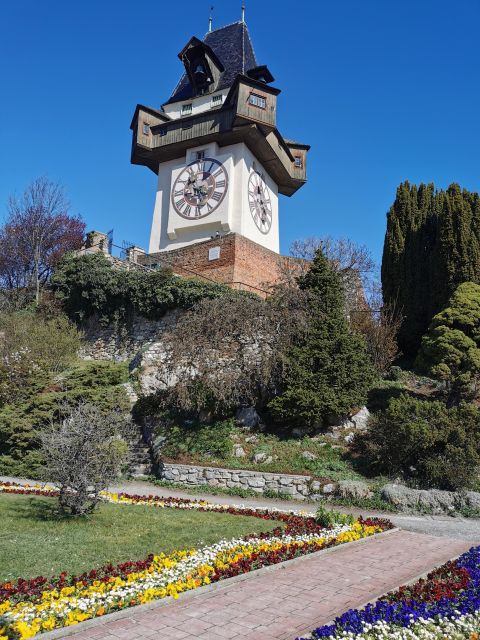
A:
[1,177,85,304]
[158,288,311,416]
[40,403,134,515]
[350,284,402,373]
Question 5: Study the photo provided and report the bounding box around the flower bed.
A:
[0,482,392,639]
[297,545,480,639]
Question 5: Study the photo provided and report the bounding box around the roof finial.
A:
[208,6,213,32]
[241,1,245,23]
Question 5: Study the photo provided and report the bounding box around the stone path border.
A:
[40,529,473,640]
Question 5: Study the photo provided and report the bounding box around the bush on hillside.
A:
[151,417,236,461]
[354,394,480,490]
[415,282,480,404]
[0,310,82,405]
[0,361,130,478]
[52,253,250,326]
[269,249,376,430]
[155,288,310,417]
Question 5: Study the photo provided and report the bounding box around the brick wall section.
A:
[139,233,302,296]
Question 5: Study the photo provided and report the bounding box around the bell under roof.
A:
[165,21,258,106]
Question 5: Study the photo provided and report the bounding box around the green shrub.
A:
[415,282,480,403]
[154,418,236,460]
[52,253,250,325]
[315,505,355,528]
[0,309,82,405]
[157,419,235,459]
[355,394,480,490]
[0,362,130,478]
[269,249,376,429]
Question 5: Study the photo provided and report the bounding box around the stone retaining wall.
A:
[160,462,320,500]
[79,312,179,362]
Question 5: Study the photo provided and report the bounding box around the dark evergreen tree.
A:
[269,249,376,430]
[382,182,480,357]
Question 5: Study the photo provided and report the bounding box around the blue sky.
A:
[1,0,479,265]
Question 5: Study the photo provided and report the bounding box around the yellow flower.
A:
[42,617,57,631]
[12,619,41,639]
[0,601,11,615]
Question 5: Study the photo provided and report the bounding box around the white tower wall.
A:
[148,142,279,254]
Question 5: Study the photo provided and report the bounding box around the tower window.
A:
[248,93,266,109]
[142,122,150,135]
[182,103,193,115]
[211,94,223,107]
[195,150,206,160]
[294,156,303,168]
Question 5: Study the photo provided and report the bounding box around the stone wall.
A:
[79,311,179,362]
[159,462,321,500]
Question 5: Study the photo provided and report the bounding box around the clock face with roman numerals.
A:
[171,158,228,219]
[248,170,272,234]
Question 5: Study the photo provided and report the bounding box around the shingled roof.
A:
[165,21,257,105]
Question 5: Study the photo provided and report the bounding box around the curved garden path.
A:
[41,529,473,640]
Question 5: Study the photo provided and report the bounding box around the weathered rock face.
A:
[335,480,372,500]
[327,406,371,434]
[235,407,262,430]
[79,312,180,363]
[252,452,272,464]
[79,311,186,396]
[233,444,246,458]
[381,483,480,514]
[351,406,370,430]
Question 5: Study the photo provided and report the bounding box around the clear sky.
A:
[1,0,479,265]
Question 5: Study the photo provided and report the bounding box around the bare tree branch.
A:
[0,177,85,305]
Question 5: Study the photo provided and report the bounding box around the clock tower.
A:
[130,14,309,290]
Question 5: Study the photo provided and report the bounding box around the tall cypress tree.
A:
[269,249,376,429]
[382,182,480,358]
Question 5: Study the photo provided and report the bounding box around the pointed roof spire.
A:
[241,1,245,23]
[208,6,213,32]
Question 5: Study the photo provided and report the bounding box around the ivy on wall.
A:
[52,253,250,326]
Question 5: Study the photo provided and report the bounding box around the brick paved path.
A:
[53,530,474,640]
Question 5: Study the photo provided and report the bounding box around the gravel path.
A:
[3,475,480,542]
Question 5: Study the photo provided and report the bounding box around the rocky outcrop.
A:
[336,480,372,500]
[381,484,480,514]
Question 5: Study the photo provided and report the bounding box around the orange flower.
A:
[96,607,105,617]
[470,633,478,640]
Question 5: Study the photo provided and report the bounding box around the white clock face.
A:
[171,158,228,219]
[248,171,272,234]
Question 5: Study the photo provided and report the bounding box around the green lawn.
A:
[0,494,281,582]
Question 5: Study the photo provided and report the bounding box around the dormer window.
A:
[177,37,224,98]
[211,94,223,107]
[182,103,192,116]
[294,156,303,168]
[142,122,150,135]
[249,93,266,109]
